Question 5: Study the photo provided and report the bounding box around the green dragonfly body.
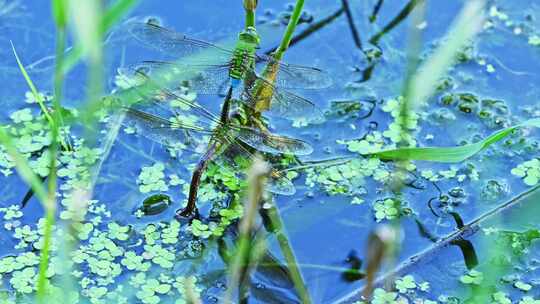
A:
[229,27,260,86]
[124,20,331,121]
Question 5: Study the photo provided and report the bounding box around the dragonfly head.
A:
[238,26,260,47]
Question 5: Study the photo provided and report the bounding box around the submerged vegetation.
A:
[0,0,540,303]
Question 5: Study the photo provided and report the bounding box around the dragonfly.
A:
[123,20,332,121]
[114,70,312,217]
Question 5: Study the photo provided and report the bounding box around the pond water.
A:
[1,0,540,303]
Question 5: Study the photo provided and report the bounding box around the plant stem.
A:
[265,204,312,304]
[37,18,68,302]
[274,0,305,60]
[10,43,54,130]
[243,0,256,28]
[245,10,255,27]
[341,0,363,50]
[62,0,138,74]
[224,159,269,302]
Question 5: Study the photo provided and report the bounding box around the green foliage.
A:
[51,0,68,28]
[381,97,419,146]
[107,222,130,241]
[520,297,540,304]
[137,163,169,193]
[460,269,484,285]
[511,158,540,186]
[514,281,532,292]
[305,158,389,196]
[373,198,407,222]
[120,251,150,272]
[395,275,417,293]
[371,118,540,163]
[371,288,398,304]
[492,292,512,304]
[0,205,23,220]
[10,43,54,128]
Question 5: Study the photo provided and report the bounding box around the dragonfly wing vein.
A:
[256,54,333,89]
[127,22,232,61]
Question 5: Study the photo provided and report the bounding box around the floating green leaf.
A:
[370,118,540,163]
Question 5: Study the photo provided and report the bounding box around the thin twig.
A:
[369,0,425,45]
[341,0,363,50]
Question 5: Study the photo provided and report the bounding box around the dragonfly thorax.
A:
[230,27,259,82]
[230,47,255,81]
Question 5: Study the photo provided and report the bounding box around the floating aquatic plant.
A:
[511,158,540,186]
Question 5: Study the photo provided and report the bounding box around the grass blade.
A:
[370,118,540,162]
[11,41,54,127]
[62,0,138,73]
[408,0,485,110]
[0,130,48,203]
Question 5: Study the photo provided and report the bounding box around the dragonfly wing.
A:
[218,141,296,196]
[242,73,324,122]
[125,61,230,95]
[121,107,193,147]
[117,64,226,126]
[267,171,296,195]
[126,21,232,62]
[234,126,313,156]
[256,54,333,89]
[270,87,324,122]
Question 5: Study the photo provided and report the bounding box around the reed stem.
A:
[243,0,257,27]
[274,0,305,60]
[37,6,68,298]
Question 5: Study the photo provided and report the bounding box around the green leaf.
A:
[10,42,54,127]
[370,118,540,163]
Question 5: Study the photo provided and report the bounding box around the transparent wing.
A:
[242,72,324,122]
[267,170,296,195]
[126,21,232,62]
[255,54,333,89]
[125,61,231,95]
[121,107,211,149]
[117,66,223,126]
[219,141,296,196]
[232,126,313,156]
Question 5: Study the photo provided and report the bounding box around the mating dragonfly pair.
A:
[116,20,332,217]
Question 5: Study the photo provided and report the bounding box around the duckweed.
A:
[0,205,23,220]
[373,198,404,222]
[381,97,419,146]
[137,163,169,193]
[492,291,512,304]
[520,297,540,304]
[143,244,175,268]
[511,158,540,186]
[107,222,131,241]
[9,267,36,294]
[371,288,398,304]
[305,158,388,196]
[395,275,417,293]
[514,281,532,292]
[459,269,483,285]
[121,251,151,272]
